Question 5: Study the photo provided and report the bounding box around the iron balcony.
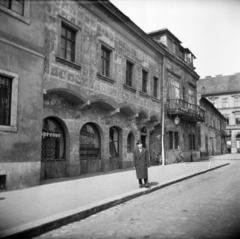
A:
[166,99,205,122]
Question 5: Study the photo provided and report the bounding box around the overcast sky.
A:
[110,0,240,79]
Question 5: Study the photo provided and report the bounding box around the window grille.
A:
[0,75,12,126]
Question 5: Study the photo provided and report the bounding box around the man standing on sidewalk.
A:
[133,140,150,188]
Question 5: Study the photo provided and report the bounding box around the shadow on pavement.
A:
[149,182,159,187]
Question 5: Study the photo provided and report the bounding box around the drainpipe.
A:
[161,56,165,165]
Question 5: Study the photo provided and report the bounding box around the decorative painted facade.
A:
[41,0,164,180]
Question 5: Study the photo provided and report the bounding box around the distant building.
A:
[198,97,227,156]
[198,73,240,153]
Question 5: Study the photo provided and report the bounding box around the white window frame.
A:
[0,70,18,132]
[0,0,30,24]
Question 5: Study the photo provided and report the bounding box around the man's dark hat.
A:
[136,140,142,145]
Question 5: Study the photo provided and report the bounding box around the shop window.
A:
[109,127,119,157]
[41,118,66,160]
[80,123,100,160]
[127,132,134,153]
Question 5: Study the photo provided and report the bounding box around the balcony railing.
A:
[166,99,205,122]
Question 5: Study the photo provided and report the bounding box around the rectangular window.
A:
[126,61,133,87]
[101,46,111,77]
[169,76,180,99]
[60,23,76,62]
[188,88,195,105]
[234,97,240,107]
[222,98,228,108]
[210,98,218,108]
[0,75,12,126]
[0,0,24,15]
[189,134,195,150]
[153,76,159,98]
[142,69,148,93]
[224,115,229,125]
[235,113,240,125]
[174,132,179,149]
[169,131,173,150]
[192,134,195,150]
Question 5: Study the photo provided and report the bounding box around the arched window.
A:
[127,132,134,152]
[41,118,65,160]
[80,123,100,159]
[109,127,119,157]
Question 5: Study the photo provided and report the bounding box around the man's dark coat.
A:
[133,147,149,179]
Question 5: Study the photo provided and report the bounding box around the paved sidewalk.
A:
[0,157,231,239]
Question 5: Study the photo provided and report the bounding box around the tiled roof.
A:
[197,73,240,95]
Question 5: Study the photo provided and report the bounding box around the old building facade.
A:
[198,97,227,156]
[41,0,165,180]
[1,0,209,191]
[198,73,240,153]
[0,1,45,190]
[149,29,205,163]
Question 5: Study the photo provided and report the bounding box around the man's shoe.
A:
[144,183,150,188]
[139,184,143,188]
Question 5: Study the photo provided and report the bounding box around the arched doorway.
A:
[79,123,101,174]
[109,126,122,170]
[41,117,67,180]
[140,127,147,148]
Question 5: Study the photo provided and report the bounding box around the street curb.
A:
[0,163,229,239]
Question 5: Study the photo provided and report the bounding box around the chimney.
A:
[216,74,222,77]
[205,76,211,79]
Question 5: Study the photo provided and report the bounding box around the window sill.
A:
[151,97,161,103]
[0,6,30,24]
[139,91,151,98]
[123,84,137,93]
[56,56,81,71]
[0,125,17,133]
[97,73,115,84]
[42,159,66,162]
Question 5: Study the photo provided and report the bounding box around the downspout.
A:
[161,56,165,165]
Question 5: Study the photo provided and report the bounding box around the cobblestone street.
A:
[35,160,240,239]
